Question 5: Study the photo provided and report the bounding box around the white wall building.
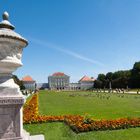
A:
[48,72,70,90]
[79,76,95,90]
[22,75,36,90]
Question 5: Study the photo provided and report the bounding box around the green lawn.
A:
[24,90,140,140]
[24,122,140,140]
[39,90,140,119]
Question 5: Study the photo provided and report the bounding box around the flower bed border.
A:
[23,93,140,133]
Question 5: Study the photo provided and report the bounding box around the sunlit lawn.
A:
[39,90,140,119]
[24,122,140,140]
[24,90,140,140]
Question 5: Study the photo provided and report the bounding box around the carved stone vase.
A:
[0,11,29,140]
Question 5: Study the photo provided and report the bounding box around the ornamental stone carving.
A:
[0,12,27,75]
[0,11,29,140]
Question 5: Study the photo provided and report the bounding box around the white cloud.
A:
[29,37,105,67]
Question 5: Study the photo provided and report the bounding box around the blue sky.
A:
[1,0,140,82]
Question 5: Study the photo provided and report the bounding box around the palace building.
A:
[48,72,95,90]
[48,72,70,90]
[22,75,36,90]
[79,76,95,90]
[27,72,96,91]
[69,83,81,90]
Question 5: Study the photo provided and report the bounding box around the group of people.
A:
[94,88,127,94]
[21,89,36,95]
[94,88,140,94]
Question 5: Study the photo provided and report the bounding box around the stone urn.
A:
[0,11,28,97]
[0,11,29,140]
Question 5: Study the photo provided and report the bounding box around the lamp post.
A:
[109,80,112,90]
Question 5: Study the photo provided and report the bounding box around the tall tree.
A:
[105,72,113,89]
[97,74,106,88]
[12,75,25,90]
[94,80,102,88]
[130,62,140,88]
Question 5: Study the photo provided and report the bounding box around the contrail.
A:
[29,37,105,67]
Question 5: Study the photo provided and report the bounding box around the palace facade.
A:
[22,75,36,90]
[24,72,96,91]
[48,72,70,90]
[48,72,95,90]
[79,76,95,90]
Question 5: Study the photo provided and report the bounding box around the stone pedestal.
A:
[0,97,44,140]
[0,97,23,139]
[0,75,29,140]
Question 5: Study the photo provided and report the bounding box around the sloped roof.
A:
[52,72,67,76]
[22,75,35,82]
[79,76,95,82]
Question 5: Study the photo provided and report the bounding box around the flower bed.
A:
[23,94,39,123]
[23,94,140,133]
[23,94,65,124]
[65,116,140,133]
